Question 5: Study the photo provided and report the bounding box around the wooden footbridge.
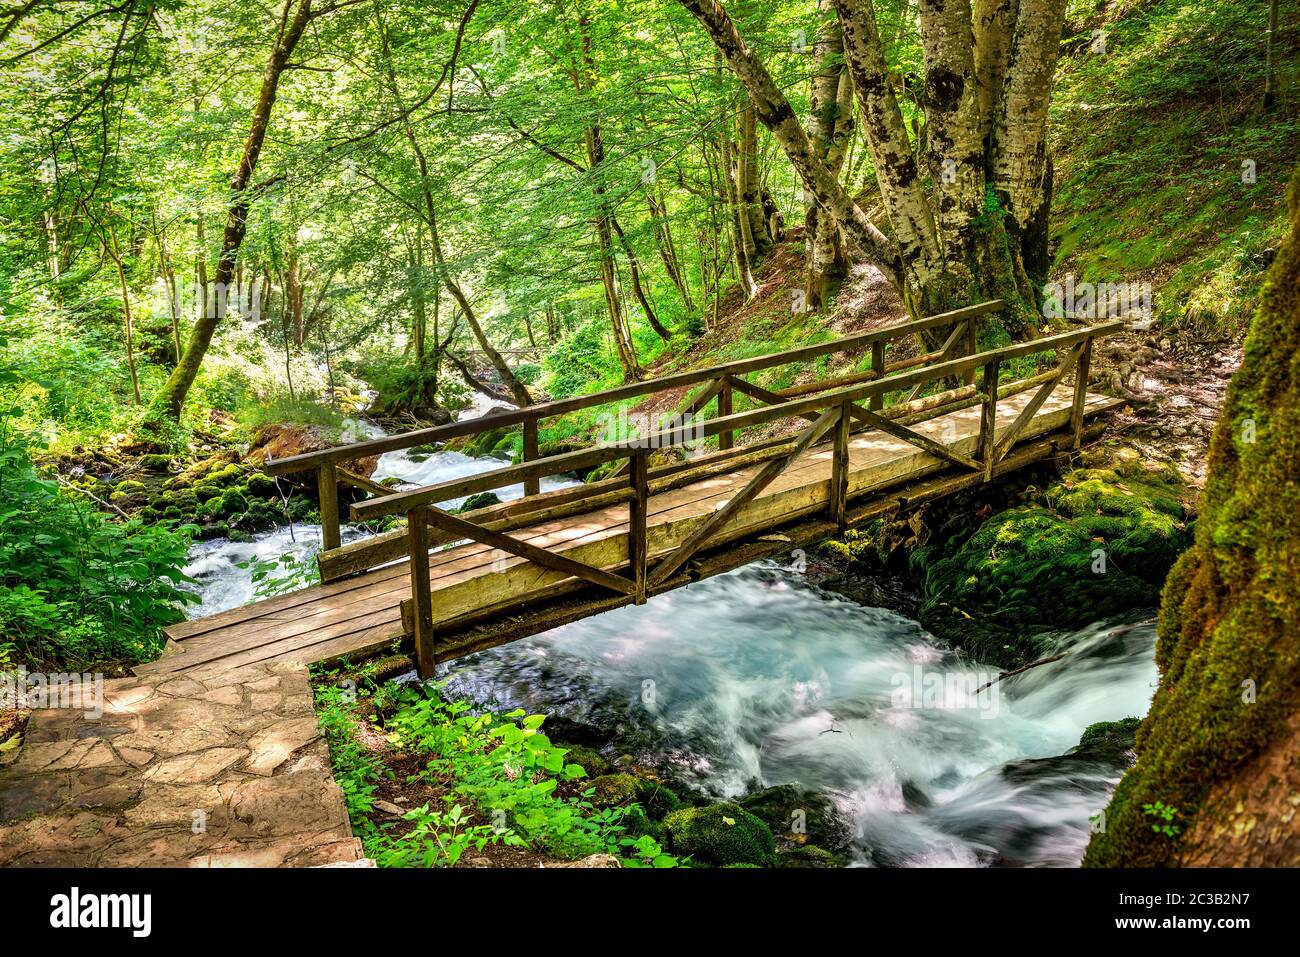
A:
[137,302,1125,681]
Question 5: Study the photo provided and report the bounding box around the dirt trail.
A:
[1094,330,1241,488]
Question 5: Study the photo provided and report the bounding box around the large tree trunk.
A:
[737,98,768,257]
[678,0,1068,340]
[148,0,314,422]
[720,115,758,300]
[805,0,854,311]
[1086,166,1300,867]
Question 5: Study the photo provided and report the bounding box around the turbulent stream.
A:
[179,396,1158,868]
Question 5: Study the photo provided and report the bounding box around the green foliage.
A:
[1051,0,1298,335]
[235,552,321,600]
[1142,801,1183,838]
[315,676,680,867]
[0,371,197,667]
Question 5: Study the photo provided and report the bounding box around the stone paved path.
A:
[0,662,364,867]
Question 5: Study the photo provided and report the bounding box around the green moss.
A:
[776,844,844,868]
[219,489,249,515]
[912,466,1193,668]
[738,784,852,851]
[138,454,172,473]
[1086,166,1300,867]
[453,491,503,514]
[631,778,682,821]
[664,803,775,867]
[245,472,278,497]
[586,773,639,809]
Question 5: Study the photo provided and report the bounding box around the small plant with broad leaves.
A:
[1142,801,1182,838]
[235,552,320,599]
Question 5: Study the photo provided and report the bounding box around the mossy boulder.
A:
[138,453,173,473]
[587,773,640,809]
[739,784,853,852]
[447,419,517,458]
[775,844,846,868]
[1001,717,1141,791]
[912,466,1193,668]
[664,803,774,867]
[1076,717,1142,762]
[245,472,279,497]
[453,491,502,514]
[219,489,250,515]
[194,485,221,504]
[108,479,149,504]
[585,773,682,820]
[632,779,683,821]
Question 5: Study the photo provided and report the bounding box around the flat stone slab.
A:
[0,662,363,868]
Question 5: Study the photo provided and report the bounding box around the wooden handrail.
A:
[264,299,1005,475]
[348,320,1123,523]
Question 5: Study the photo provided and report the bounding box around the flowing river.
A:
[179,399,1158,867]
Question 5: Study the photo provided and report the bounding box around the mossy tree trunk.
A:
[677,0,1064,339]
[1085,166,1300,868]
[147,0,316,423]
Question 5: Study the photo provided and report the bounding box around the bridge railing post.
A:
[523,418,541,497]
[406,504,436,680]
[979,359,1000,481]
[830,401,850,529]
[317,461,341,552]
[628,448,649,604]
[717,379,733,451]
[870,341,886,411]
[963,318,978,385]
[1070,337,1093,449]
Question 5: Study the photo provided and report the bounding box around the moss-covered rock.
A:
[1076,717,1142,761]
[632,778,682,821]
[775,844,845,868]
[453,491,502,514]
[912,466,1193,668]
[587,773,639,809]
[245,472,279,496]
[138,453,173,473]
[738,784,853,852]
[664,803,774,867]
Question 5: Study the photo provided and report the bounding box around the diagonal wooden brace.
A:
[647,405,842,587]
[422,505,637,596]
[992,341,1086,463]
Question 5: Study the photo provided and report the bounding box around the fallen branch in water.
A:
[973,652,1071,695]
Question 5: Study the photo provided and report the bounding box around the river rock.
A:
[739,784,853,852]
[246,424,380,478]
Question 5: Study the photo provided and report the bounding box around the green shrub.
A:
[0,414,196,668]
